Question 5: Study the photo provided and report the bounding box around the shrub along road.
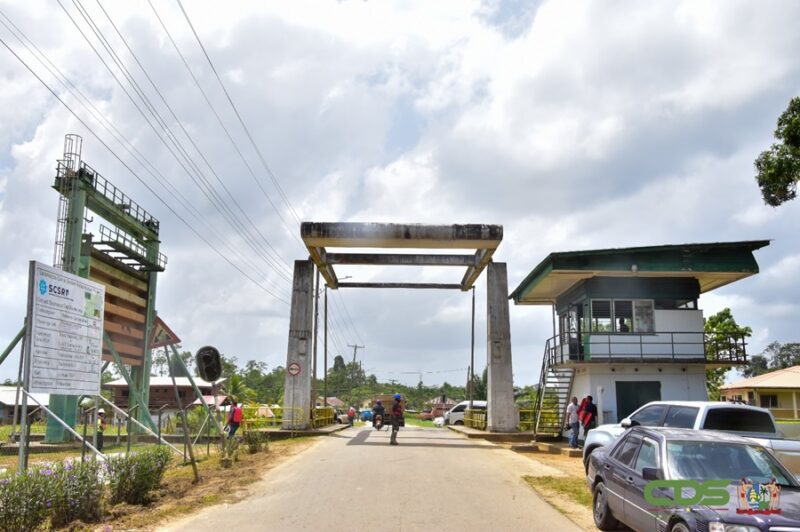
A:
[162,426,581,531]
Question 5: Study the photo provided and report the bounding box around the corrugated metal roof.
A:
[720,365,800,390]
[0,386,49,407]
[104,377,223,388]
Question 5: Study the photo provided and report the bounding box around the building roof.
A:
[104,376,223,388]
[190,395,230,407]
[720,365,800,391]
[0,386,49,407]
[510,240,770,305]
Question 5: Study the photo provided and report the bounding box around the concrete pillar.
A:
[283,260,315,429]
[486,262,516,432]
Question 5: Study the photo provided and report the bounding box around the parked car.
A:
[444,400,487,425]
[587,426,800,531]
[334,410,350,424]
[360,409,373,422]
[583,401,800,475]
[419,409,434,421]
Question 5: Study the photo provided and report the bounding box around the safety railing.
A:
[313,407,335,428]
[241,406,335,430]
[518,408,535,432]
[544,330,748,366]
[464,409,487,430]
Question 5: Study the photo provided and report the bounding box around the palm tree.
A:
[221,374,256,404]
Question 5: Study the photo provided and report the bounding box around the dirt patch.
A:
[95,437,318,531]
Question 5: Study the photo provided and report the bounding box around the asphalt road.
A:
[163,426,582,532]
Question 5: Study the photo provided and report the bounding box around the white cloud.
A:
[1,0,800,387]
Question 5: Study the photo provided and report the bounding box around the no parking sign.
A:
[288,362,301,376]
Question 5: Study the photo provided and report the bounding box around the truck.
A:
[582,401,800,474]
[371,394,405,427]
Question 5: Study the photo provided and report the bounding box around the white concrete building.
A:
[509,241,769,436]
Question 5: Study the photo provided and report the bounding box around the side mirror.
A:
[196,345,222,381]
[642,468,662,481]
[621,417,632,428]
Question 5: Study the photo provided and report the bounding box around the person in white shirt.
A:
[565,396,580,448]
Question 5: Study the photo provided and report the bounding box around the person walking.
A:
[95,409,106,452]
[226,399,243,438]
[390,393,403,446]
[581,395,598,439]
[564,396,580,449]
[347,406,355,427]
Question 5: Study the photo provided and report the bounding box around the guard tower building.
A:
[510,241,768,438]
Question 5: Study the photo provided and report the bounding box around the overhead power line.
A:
[147,0,303,248]
[0,31,290,305]
[0,10,288,295]
[60,0,293,283]
[176,0,303,227]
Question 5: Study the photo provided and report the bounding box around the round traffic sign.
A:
[288,362,301,376]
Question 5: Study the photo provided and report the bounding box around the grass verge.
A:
[522,475,593,509]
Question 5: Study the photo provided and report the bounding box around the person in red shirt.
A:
[226,399,243,438]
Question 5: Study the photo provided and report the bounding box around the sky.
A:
[1,0,799,388]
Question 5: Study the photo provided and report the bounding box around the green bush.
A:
[0,466,55,532]
[243,431,269,454]
[107,447,172,505]
[50,460,104,527]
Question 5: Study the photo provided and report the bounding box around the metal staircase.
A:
[532,338,575,440]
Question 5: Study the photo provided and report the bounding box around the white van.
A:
[444,400,487,425]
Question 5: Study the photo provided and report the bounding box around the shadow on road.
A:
[344,429,498,449]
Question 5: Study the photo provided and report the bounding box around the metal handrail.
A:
[542,330,748,366]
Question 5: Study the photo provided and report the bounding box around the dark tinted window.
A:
[633,439,659,474]
[612,435,642,468]
[630,405,667,426]
[702,408,776,433]
[663,406,699,428]
[452,405,465,413]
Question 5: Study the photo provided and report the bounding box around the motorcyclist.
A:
[372,399,385,430]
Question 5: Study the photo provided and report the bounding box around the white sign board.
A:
[25,261,105,396]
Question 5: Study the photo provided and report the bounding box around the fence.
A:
[518,408,535,432]
[464,409,486,430]
[241,406,337,431]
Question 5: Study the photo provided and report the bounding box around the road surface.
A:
[163,426,582,532]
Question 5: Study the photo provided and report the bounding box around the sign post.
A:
[19,261,105,470]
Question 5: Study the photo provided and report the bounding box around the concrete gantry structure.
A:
[283,222,517,431]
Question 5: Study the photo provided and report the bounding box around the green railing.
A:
[464,409,486,430]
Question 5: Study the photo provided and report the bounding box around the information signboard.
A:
[25,261,105,396]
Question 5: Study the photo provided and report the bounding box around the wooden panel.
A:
[101,351,142,366]
[105,301,146,324]
[104,336,143,358]
[90,255,147,292]
[92,277,147,308]
[104,320,144,341]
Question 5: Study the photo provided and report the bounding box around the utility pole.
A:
[469,286,475,409]
[323,287,328,407]
[311,268,320,414]
[348,344,365,385]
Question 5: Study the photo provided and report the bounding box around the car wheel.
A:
[583,446,598,474]
[669,521,691,532]
[454,420,464,426]
[593,481,620,531]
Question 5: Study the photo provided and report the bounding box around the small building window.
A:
[759,395,778,408]
[122,390,129,397]
[591,300,612,332]
[614,300,633,332]
[634,300,655,333]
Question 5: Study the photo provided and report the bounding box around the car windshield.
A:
[667,441,794,486]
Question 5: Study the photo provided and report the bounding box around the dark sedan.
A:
[587,426,800,532]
